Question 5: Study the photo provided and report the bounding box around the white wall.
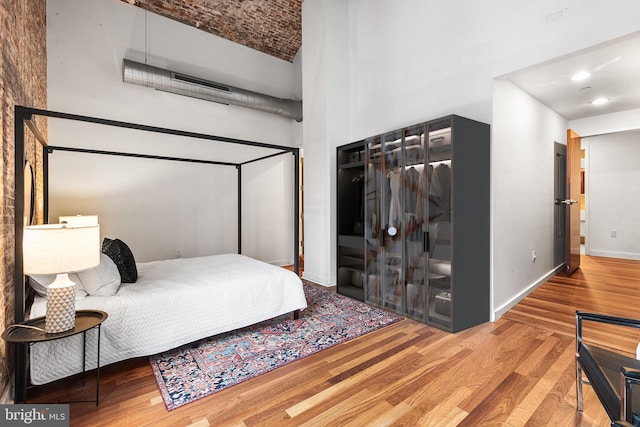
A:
[47,0,301,264]
[241,154,296,266]
[301,0,349,285]
[347,0,640,139]
[492,80,568,319]
[569,110,640,261]
[49,150,238,263]
[570,107,640,137]
[302,0,640,298]
[581,130,640,259]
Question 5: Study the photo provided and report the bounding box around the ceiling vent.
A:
[122,58,302,122]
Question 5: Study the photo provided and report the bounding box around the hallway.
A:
[503,255,640,356]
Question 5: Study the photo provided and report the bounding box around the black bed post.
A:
[293,148,300,276]
[237,164,242,254]
[14,106,26,323]
[44,147,50,223]
[14,106,27,403]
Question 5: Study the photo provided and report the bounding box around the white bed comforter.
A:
[28,254,307,385]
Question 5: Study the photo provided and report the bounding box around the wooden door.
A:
[566,129,582,274]
[553,143,566,267]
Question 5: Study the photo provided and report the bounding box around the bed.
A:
[14,107,303,398]
[27,252,307,385]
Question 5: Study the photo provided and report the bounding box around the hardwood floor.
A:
[26,255,640,426]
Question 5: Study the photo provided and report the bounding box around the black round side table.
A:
[1,309,108,405]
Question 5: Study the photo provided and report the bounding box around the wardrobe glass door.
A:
[364,135,382,307]
[426,122,453,329]
[364,130,403,314]
[403,125,427,321]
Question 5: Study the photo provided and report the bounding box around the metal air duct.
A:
[122,58,302,122]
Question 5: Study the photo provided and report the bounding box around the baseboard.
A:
[588,249,640,260]
[493,265,564,321]
[0,373,14,405]
[301,271,332,287]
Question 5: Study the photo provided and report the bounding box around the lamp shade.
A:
[59,215,99,226]
[23,224,101,275]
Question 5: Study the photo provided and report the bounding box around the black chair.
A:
[576,311,640,426]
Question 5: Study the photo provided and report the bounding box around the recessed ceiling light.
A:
[591,97,609,105]
[571,71,591,81]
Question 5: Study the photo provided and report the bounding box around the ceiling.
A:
[122,2,639,121]
[122,0,302,62]
[505,32,640,121]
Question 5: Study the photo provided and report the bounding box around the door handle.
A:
[555,199,578,205]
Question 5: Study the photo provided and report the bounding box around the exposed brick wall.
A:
[123,0,302,62]
[0,0,47,400]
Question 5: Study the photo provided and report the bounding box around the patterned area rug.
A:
[150,283,403,410]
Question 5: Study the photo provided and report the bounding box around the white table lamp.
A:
[23,223,100,333]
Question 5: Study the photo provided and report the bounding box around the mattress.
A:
[28,253,307,385]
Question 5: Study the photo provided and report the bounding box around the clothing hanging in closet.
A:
[430,163,451,222]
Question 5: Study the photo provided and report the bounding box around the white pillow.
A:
[76,253,121,296]
[28,273,87,298]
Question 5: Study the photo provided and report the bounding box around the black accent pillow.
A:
[102,238,138,283]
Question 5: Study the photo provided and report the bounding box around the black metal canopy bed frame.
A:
[12,105,303,402]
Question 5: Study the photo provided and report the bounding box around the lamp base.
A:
[45,273,76,334]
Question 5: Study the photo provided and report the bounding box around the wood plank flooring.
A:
[25,255,640,426]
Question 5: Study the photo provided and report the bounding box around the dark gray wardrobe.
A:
[336,115,489,332]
